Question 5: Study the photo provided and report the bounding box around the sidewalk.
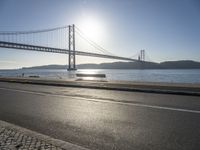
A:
[0,77,200,96]
[0,120,88,150]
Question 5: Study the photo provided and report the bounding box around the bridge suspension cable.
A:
[0,26,69,35]
[75,26,115,56]
[130,51,140,59]
[0,25,69,49]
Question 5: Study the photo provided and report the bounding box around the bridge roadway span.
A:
[0,41,137,62]
[0,81,200,150]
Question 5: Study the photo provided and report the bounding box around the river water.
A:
[0,69,200,84]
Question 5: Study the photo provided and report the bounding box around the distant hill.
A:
[22,65,67,70]
[21,60,200,70]
[160,60,200,69]
[77,61,161,69]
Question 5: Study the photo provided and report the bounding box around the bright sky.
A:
[0,0,200,69]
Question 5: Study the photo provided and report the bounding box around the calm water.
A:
[0,69,200,84]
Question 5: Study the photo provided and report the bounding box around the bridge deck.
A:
[0,41,138,62]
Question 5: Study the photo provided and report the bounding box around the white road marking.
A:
[0,87,200,114]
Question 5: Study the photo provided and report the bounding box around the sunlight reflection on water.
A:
[76,69,106,81]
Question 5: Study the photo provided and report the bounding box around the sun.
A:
[77,16,105,42]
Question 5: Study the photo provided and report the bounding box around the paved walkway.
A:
[0,127,63,150]
[0,77,200,96]
[0,121,88,150]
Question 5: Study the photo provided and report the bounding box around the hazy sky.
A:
[0,0,200,69]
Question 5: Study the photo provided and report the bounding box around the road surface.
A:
[0,81,200,150]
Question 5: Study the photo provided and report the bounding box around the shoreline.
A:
[1,69,200,85]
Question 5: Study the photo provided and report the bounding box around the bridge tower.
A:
[68,24,76,71]
[139,50,145,61]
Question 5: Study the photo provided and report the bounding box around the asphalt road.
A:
[0,81,200,150]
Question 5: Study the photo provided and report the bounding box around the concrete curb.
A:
[0,120,89,150]
[0,77,200,96]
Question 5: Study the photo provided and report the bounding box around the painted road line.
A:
[0,87,200,114]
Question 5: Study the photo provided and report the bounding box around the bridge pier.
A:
[67,24,77,71]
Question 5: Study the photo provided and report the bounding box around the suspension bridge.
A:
[0,24,146,70]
